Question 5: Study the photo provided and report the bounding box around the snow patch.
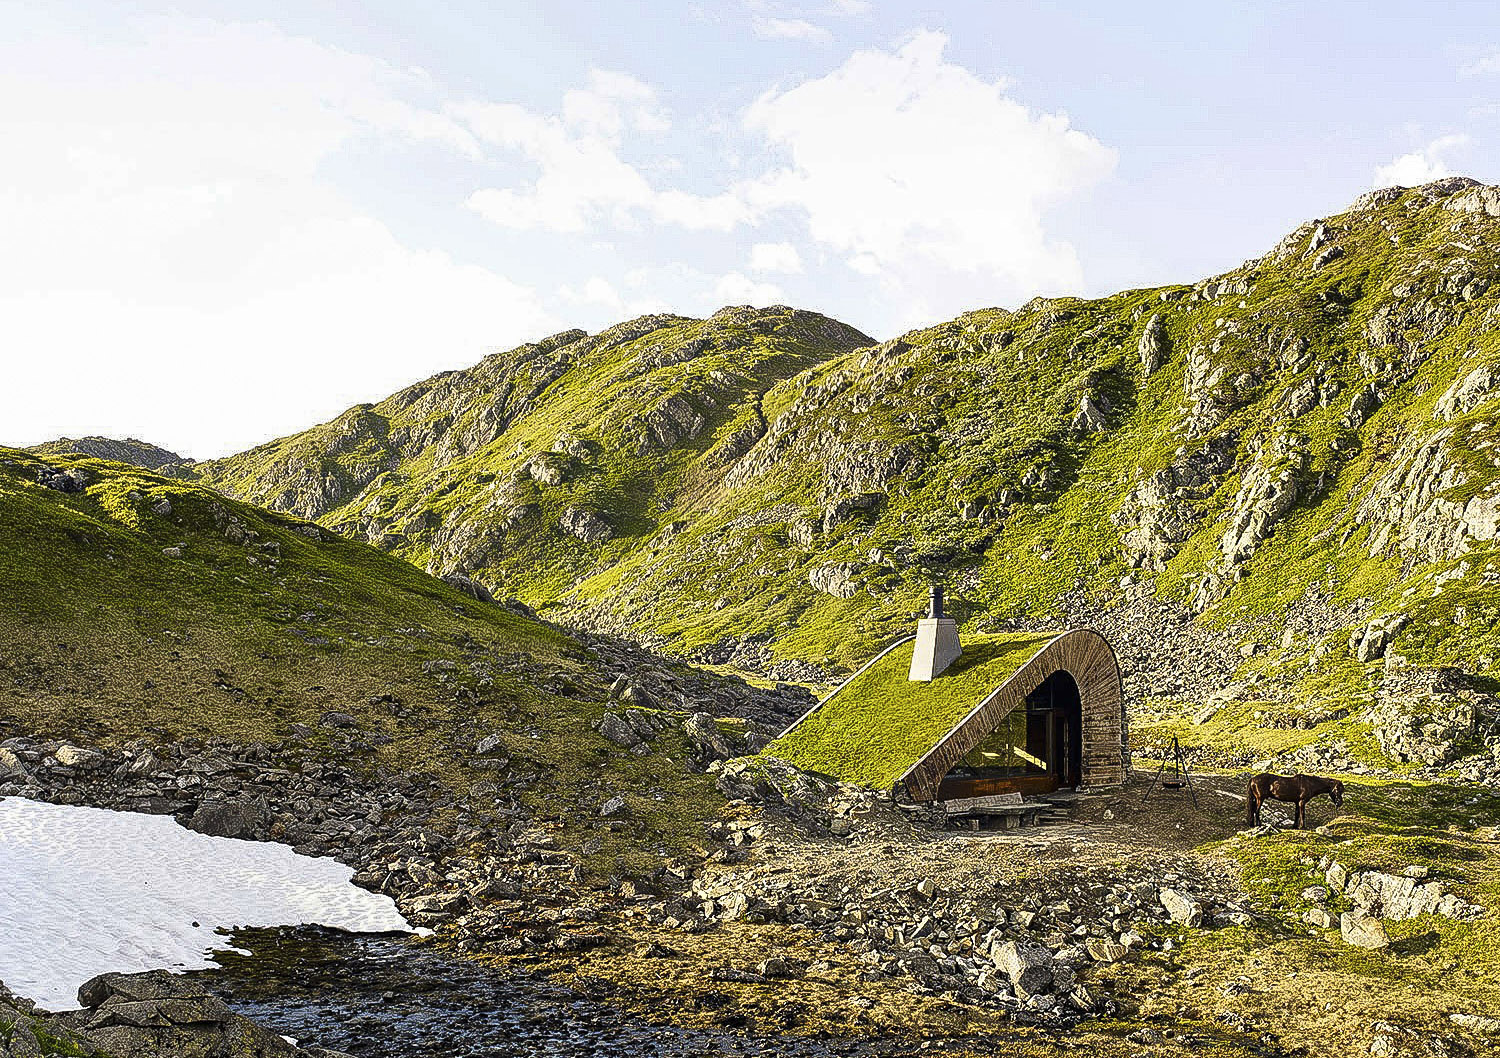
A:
[0,796,414,1010]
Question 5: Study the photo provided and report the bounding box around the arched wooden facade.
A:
[899,628,1125,801]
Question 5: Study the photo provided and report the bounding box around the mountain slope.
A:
[0,448,797,873]
[193,178,1500,770]
[29,436,185,469]
[191,306,872,604]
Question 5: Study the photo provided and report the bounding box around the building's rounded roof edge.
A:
[896,626,1122,790]
[763,629,1065,789]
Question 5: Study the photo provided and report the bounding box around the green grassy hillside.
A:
[0,448,751,872]
[189,306,872,605]
[177,178,1500,771]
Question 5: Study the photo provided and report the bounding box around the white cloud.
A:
[562,69,669,136]
[464,71,754,233]
[653,188,757,229]
[742,30,1117,315]
[557,276,669,318]
[1373,134,1473,188]
[749,241,804,273]
[0,17,557,458]
[1,15,1127,456]
[714,272,787,306]
[462,106,657,232]
[566,261,791,318]
[559,276,629,308]
[753,18,832,42]
[1460,50,1500,77]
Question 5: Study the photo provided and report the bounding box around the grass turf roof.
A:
[764,631,1060,789]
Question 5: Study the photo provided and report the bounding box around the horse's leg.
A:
[1295,799,1305,829]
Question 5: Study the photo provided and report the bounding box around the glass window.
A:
[952,709,1049,776]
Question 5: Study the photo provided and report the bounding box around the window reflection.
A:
[951,709,1050,777]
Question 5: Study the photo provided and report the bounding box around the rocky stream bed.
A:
[4,719,1500,1058]
[189,926,921,1057]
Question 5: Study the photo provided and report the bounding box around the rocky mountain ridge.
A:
[28,436,185,470]
[37,177,1500,771]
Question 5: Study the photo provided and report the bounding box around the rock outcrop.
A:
[27,436,185,470]
[1350,614,1410,663]
[808,561,862,599]
[66,971,344,1058]
[1220,459,1299,566]
[1323,855,1485,928]
[1369,667,1488,765]
[1355,427,1500,562]
[560,506,613,544]
[1114,435,1235,570]
[1138,313,1169,375]
[1339,910,1389,949]
[0,972,350,1058]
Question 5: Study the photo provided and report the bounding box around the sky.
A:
[3,1,1499,458]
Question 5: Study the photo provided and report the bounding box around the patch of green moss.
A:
[0,1017,90,1058]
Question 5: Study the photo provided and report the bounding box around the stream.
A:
[193,927,920,1057]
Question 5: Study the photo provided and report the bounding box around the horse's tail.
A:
[1245,779,1258,825]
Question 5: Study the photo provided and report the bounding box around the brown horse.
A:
[1246,773,1344,829]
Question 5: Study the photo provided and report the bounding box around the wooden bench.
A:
[942,793,1047,830]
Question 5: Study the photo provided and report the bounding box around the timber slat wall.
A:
[899,628,1126,801]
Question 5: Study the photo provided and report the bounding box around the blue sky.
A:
[3,0,1498,456]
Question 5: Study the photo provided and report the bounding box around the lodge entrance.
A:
[935,670,1083,799]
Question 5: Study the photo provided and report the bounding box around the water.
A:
[194,927,928,1057]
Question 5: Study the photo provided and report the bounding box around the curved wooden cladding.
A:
[898,628,1126,802]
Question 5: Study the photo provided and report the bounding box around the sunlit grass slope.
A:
[0,448,730,873]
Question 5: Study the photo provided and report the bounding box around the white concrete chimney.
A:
[909,583,961,681]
